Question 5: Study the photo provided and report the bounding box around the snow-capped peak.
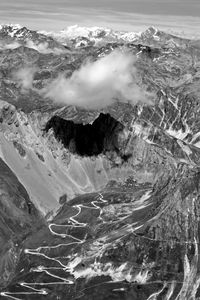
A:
[0,23,23,37]
[40,25,140,45]
[39,25,114,43]
[60,25,112,39]
[0,23,22,30]
[140,26,161,40]
[144,26,158,35]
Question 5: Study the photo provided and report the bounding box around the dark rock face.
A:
[0,25,200,300]
[45,113,125,157]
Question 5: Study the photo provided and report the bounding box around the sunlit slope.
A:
[0,157,44,289]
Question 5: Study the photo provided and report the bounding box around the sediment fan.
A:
[0,24,200,299]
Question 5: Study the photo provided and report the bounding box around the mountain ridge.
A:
[0,23,192,49]
[0,22,200,299]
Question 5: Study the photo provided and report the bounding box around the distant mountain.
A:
[0,24,191,50]
[39,24,145,48]
[39,24,139,45]
[40,24,191,48]
[0,24,66,53]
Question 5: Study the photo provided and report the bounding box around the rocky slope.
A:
[0,24,200,299]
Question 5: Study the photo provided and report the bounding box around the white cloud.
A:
[44,49,154,109]
[25,40,66,54]
[13,66,37,90]
[0,41,21,50]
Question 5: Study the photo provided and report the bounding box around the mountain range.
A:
[0,23,200,300]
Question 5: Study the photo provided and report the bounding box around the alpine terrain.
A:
[0,24,200,300]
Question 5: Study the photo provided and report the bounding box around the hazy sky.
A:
[0,0,200,37]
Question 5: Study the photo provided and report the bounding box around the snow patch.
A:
[40,25,139,44]
[177,140,192,156]
[167,128,190,141]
